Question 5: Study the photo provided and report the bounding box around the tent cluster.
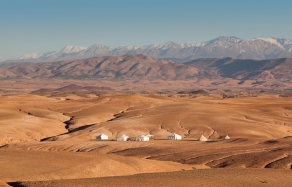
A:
[198,135,231,141]
[96,133,231,141]
[167,134,231,141]
[96,133,154,141]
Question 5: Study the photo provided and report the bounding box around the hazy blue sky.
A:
[1,0,292,60]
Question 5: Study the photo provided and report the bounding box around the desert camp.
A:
[1,1,292,185]
[1,92,292,187]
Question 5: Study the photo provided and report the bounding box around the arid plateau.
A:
[0,89,292,186]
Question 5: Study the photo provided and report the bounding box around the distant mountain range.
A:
[1,54,292,81]
[2,36,292,66]
[186,57,292,80]
[0,54,201,80]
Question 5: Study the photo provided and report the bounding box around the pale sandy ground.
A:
[11,169,292,187]
[0,149,194,182]
[0,94,292,186]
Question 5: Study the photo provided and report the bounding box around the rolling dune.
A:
[1,94,292,186]
[11,169,292,187]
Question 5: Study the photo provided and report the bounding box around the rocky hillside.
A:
[1,54,292,81]
[186,58,292,80]
[0,54,202,80]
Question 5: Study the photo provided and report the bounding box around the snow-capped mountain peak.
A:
[18,53,44,60]
[148,41,180,50]
[270,37,292,52]
[89,44,108,48]
[206,36,243,48]
[59,46,87,53]
[114,45,139,50]
[253,37,284,49]
[4,36,292,64]
[180,43,193,48]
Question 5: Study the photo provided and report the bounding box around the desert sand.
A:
[9,169,292,187]
[0,93,292,186]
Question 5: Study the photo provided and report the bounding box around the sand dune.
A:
[0,149,193,182]
[12,169,292,187]
[0,95,69,145]
[42,94,292,141]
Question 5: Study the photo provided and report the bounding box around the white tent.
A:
[136,135,150,141]
[96,133,108,140]
[224,135,231,140]
[198,135,208,141]
[145,133,154,139]
[117,134,130,141]
[168,133,182,140]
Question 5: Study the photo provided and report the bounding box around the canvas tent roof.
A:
[198,135,208,141]
[117,134,130,141]
[224,135,230,140]
[137,135,147,138]
[96,133,108,139]
[136,135,150,141]
[97,133,108,137]
[169,133,181,137]
[118,134,129,138]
